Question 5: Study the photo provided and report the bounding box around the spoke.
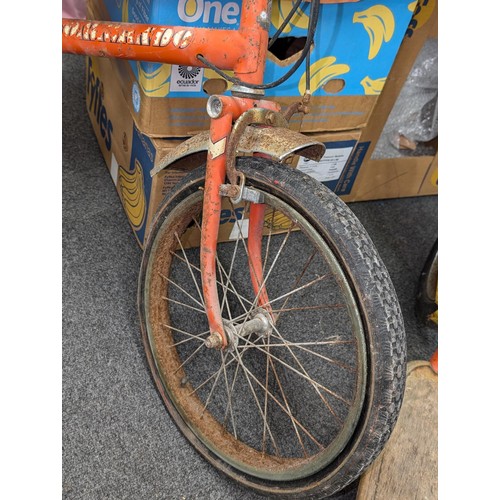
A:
[268,331,356,373]
[223,355,241,429]
[232,339,354,348]
[221,350,238,438]
[237,332,352,407]
[226,273,333,325]
[269,355,309,457]
[241,223,296,326]
[273,303,346,314]
[274,249,317,325]
[228,201,266,305]
[216,257,251,313]
[173,342,205,375]
[189,340,257,397]
[217,261,232,321]
[161,324,209,347]
[266,273,332,308]
[174,231,205,307]
[201,352,228,416]
[170,251,253,308]
[262,208,276,277]
[158,272,204,308]
[161,296,206,314]
[261,342,271,455]
[231,344,324,451]
[192,216,251,315]
[269,324,348,417]
[231,340,281,456]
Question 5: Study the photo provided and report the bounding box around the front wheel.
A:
[138,157,406,498]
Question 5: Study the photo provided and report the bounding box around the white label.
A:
[170,65,204,92]
[297,146,354,183]
[110,154,119,186]
[229,218,249,240]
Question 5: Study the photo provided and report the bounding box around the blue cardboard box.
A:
[89,0,415,136]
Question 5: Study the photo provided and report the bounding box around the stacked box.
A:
[86,54,361,246]
[88,0,415,137]
[84,0,436,247]
[339,0,438,202]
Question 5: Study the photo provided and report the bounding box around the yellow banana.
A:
[298,56,350,95]
[264,209,293,231]
[360,76,386,95]
[118,159,146,229]
[430,167,438,187]
[410,0,436,31]
[271,0,310,33]
[137,62,171,96]
[122,0,128,22]
[408,1,418,12]
[353,5,395,60]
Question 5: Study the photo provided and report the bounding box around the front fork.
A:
[200,95,278,349]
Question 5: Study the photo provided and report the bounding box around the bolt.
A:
[258,11,269,28]
[205,332,223,349]
[265,112,276,125]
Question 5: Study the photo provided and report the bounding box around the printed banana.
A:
[118,160,146,229]
[298,56,350,95]
[353,5,395,60]
[271,0,310,33]
[264,209,293,231]
[137,63,171,97]
[360,76,386,95]
[122,0,129,22]
[409,0,435,30]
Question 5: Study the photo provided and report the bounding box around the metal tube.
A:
[62,19,247,69]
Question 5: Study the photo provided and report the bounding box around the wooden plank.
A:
[357,361,438,500]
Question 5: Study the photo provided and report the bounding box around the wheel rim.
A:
[143,186,367,482]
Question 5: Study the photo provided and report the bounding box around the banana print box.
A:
[269,0,415,131]
[90,0,415,136]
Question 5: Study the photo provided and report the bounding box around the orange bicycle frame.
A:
[63,0,274,348]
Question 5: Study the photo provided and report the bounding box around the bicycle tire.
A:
[137,157,406,498]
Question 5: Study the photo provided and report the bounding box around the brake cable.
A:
[196,0,320,90]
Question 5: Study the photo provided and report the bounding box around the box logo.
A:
[170,65,204,92]
[177,0,241,27]
[86,58,114,151]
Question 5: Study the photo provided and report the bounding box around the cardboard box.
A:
[88,0,415,137]
[86,54,363,247]
[335,0,438,202]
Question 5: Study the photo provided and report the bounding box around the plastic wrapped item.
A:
[372,37,438,159]
[63,0,86,18]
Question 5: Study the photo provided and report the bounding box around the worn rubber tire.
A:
[138,157,406,498]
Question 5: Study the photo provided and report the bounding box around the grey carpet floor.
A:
[62,53,438,499]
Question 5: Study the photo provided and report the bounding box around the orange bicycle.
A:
[63,1,406,496]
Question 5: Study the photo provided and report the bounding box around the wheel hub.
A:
[205,308,273,350]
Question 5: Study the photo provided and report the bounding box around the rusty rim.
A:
[143,189,366,481]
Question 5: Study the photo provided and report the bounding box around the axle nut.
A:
[205,332,223,349]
